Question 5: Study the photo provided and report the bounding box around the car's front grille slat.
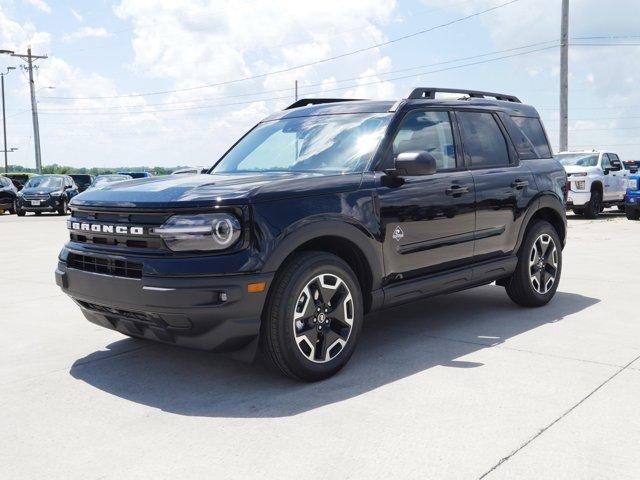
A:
[67,252,143,279]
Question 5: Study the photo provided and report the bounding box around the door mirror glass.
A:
[393,151,437,176]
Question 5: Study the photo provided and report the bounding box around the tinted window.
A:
[458,111,510,168]
[601,154,612,169]
[556,153,599,166]
[511,116,552,158]
[392,110,456,170]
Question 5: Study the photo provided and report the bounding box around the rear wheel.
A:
[583,190,602,219]
[16,208,25,216]
[505,220,562,307]
[260,251,363,381]
[572,207,584,215]
[8,199,16,214]
[34,211,41,216]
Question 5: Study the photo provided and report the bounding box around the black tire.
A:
[34,211,41,216]
[57,199,67,215]
[626,207,640,220]
[505,220,562,308]
[16,208,25,217]
[583,190,601,219]
[8,199,16,215]
[260,251,364,381]
[572,207,584,215]
[618,205,626,212]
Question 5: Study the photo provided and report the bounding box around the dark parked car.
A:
[17,174,79,216]
[2,172,33,190]
[117,171,152,179]
[0,176,18,214]
[70,174,95,193]
[56,88,567,381]
[87,174,132,190]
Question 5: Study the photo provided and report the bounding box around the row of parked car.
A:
[557,150,640,220]
[0,172,150,216]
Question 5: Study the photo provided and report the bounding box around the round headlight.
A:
[213,218,234,245]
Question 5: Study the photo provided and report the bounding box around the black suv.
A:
[56,88,567,381]
[17,174,79,216]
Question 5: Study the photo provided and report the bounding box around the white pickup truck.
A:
[556,150,629,218]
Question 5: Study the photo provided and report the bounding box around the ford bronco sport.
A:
[56,88,567,381]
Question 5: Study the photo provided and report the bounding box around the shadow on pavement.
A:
[70,285,599,418]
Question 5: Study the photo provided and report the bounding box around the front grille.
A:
[69,233,163,249]
[69,209,172,251]
[67,252,143,279]
[24,194,50,201]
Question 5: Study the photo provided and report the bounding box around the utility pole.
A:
[559,0,569,152]
[1,67,16,173]
[294,80,298,101]
[11,47,47,174]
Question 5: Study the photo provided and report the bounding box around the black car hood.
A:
[70,172,363,209]
[20,187,61,195]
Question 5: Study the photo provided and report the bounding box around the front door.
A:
[377,109,476,282]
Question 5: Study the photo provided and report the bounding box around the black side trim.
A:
[382,256,517,308]
[397,226,505,255]
[398,232,475,255]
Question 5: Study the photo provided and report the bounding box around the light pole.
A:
[1,66,16,174]
[9,47,48,174]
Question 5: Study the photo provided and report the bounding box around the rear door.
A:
[456,110,537,261]
[377,109,476,281]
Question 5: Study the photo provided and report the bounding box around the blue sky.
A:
[1,0,639,168]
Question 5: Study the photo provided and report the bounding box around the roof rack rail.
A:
[285,98,364,110]
[408,87,521,103]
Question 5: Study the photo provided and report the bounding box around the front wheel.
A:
[260,251,363,381]
[626,207,640,220]
[505,220,562,307]
[16,208,25,216]
[57,199,68,215]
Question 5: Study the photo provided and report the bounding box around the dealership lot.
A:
[1,212,639,479]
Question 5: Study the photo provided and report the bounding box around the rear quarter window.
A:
[509,116,552,159]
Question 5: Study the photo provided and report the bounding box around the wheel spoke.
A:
[316,328,342,362]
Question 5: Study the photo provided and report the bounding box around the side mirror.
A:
[391,151,437,177]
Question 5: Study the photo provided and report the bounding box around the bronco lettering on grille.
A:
[67,221,145,236]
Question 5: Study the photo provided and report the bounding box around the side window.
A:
[510,116,552,158]
[457,111,510,168]
[392,110,456,170]
[601,154,612,169]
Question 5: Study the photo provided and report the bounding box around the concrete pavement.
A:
[0,210,638,479]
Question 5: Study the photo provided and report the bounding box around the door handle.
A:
[445,185,469,196]
[511,179,529,189]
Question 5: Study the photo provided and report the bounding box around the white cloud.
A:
[70,8,83,22]
[63,26,111,43]
[23,0,51,14]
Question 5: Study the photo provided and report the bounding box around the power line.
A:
[38,44,556,116]
[40,39,559,111]
[41,0,523,100]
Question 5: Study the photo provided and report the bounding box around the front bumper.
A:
[55,261,273,352]
[18,196,62,211]
[566,190,591,207]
